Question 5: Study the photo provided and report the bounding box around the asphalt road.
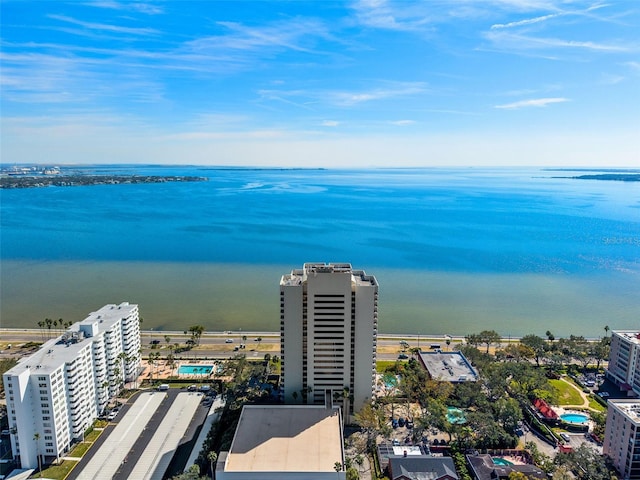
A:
[0,329,462,362]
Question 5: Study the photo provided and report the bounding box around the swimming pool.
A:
[492,458,514,466]
[561,413,589,424]
[446,407,466,424]
[178,365,213,375]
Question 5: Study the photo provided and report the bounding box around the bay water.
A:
[1,166,638,337]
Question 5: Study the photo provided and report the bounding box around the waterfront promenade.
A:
[0,328,472,363]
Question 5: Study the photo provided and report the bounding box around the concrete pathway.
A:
[558,377,600,412]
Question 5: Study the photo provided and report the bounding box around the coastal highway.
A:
[0,328,467,362]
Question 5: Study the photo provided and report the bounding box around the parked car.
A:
[392,418,399,428]
[225,339,234,343]
[560,432,571,443]
[107,411,117,421]
[398,417,405,427]
[598,392,610,397]
[398,353,408,359]
[406,420,414,429]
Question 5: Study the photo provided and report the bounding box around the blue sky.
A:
[1,0,639,167]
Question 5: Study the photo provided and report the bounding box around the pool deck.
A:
[137,359,218,382]
[492,454,527,466]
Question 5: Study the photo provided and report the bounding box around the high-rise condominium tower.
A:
[280,263,378,416]
[3,303,141,469]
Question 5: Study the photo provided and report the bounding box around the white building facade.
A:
[603,400,640,479]
[280,263,378,415]
[3,302,141,469]
[606,331,640,398]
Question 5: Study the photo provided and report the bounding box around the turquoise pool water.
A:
[446,407,466,424]
[493,458,514,466]
[561,413,589,424]
[178,365,213,375]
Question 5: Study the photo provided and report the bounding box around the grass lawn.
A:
[37,459,78,480]
[549,379,584,406]
[376,360,398,373]
[587,395,607,413]
[85,429,102,442]
[68,442,91,458]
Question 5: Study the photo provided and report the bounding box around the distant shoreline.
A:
[0,174,208,189]
[553,174,640,182]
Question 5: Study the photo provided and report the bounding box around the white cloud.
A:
[494,97,569,109]
[87,1,165,15]
[485,30,635,53]
[491,13,559,29]
[47,14,160,36]
[321,120,340,127]
[390,120,415,125]
[350,0,433,32]
[330,82,427,106]
[624,61,640,72]
[600,73,624,85]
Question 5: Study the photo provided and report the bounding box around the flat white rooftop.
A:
[609,399,640,424]
[613,331,640,344]
[224,405,343,473]
[5,303,137,377]
[280,263,378,287]
[418,351,478,382]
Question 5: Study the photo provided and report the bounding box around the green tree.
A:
[545,330,555,346]
[493,397,523,433]
[498,343,535,363]
[524,441,554,474]
[520,334,547,366]
[554,443,611,479]
[33,432,42,477]
[208,451,218,479]
[593,337,611,371]
[478,330,502,354]
[346,466,359,480]
[354,402,386,450]
[188,325,205,346]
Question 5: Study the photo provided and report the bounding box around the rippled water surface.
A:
[2,166,638,336]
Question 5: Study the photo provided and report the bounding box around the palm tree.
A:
[45,318,53,339]
[208,451,218,479]
[545,330,555,347]
[37,320,45,342]
[33,432,42,477]
[604,325,610,337]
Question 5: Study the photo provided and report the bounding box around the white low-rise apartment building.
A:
[280,263,378,417]
[606,331,640,398]
[3,302,141,469]
[603,399,640,479]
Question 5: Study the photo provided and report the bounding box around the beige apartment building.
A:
[603,399,640,479]
[607,331,640,398]
[280,263,378,417]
